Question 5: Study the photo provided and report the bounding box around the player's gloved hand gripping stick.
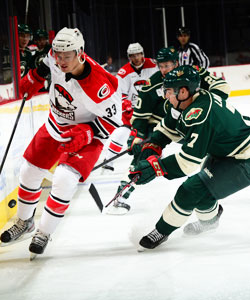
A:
[129,155,167,185]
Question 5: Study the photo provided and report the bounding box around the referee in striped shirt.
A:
[177,27,210,69]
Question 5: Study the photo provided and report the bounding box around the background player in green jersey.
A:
[31,29,51,91]
[106,46,179,214]
[18,24,33,78]
[31,29,51,69]
[107,47,230,215]
[129,65,250,251]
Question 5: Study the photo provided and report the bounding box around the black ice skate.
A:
[183,204,223,236]
[138,228,168,252]
[0,216,35,244]
[29,229,51,258]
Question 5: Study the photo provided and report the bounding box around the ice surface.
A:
[1,96,250,300]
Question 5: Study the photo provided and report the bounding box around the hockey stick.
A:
[89,138,149,211]
[88,174,140,213]
[92,148,129,171]
[88,183,104,212]
[0,93,28,175]
[105,174,140,207]
[92,137,150,172]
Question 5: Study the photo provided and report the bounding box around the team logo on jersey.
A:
[20,61,27,78]
[183,52,188,60]
[35,54,46,68]
[51,84,76,120]
[145,79,151,86]
[134,80,148,92]
[98,83,110,99]
[185,108,203,121]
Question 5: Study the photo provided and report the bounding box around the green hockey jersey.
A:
[151,90,250,180]
[30,44,51,69]
[131,66,230,138]
[20,48,32,78]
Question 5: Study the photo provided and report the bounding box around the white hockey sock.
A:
[38,209,62,235]
[105,126,131,160]
[18,160,47,220]
[38,164,81,235]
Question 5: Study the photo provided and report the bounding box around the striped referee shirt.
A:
[178,42,210,69]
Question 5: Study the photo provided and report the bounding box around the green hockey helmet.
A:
[34,29,48,40]
[18,24,32,35]
[163,65,200,96]
[156,46,179,63]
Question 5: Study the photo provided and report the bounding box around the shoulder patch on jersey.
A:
[185,108,203,121]
[117,68,126,76]
[192,65,200,71]
[97,83,110,99]
[156,87,164,97]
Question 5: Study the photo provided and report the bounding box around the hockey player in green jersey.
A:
[30,29,51,69]
[18,24,33,78]
[129,65,250,251]
[107,46,230,215]
[30,29,52,91]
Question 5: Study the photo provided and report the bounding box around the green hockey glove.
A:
[127,129,145,156]
[129,155,167,185]
[139,142,162,160]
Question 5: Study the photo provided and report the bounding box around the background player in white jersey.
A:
[101,42,158,171]
[0,28,122,258]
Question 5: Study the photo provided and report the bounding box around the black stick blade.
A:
[89,184,103,212]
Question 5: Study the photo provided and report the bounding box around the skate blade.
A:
[0,230,35,247]
[137,245,147,252]
[30,252,37,261]
[105,206,129,215]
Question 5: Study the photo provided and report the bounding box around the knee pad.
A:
[110,127,131,145]
[19,160,47,189]
[51,164,81,200]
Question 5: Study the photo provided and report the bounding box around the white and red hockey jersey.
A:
[116,58,158,107]
[42,51,122,144]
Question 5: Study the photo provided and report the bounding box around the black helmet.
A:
[18,24,32,35]
[163,65,200,96]
[34,29,48,40]
[156,46,179,63]
[176,27,190,37]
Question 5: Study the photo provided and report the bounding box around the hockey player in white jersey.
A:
[101,42,158,171]
[0,28,122,258]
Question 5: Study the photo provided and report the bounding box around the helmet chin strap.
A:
[175,88,190,110]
